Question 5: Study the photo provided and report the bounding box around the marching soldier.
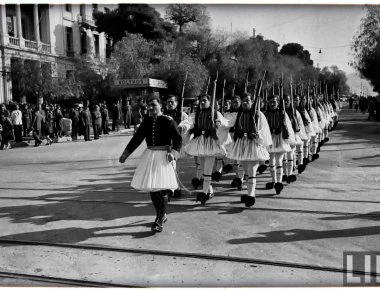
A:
[226,93,272,207]
[265,95,295,194]
[178,93,230,205]
[119,95,182,233]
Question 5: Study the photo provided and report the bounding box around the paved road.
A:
[0,103,379,287]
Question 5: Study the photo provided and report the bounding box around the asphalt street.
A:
[0,103,379,287]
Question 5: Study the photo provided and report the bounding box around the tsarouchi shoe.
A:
[287,175,297,183]
[266,182,274,189]
[274,182,284,195]
[244,196,256,207]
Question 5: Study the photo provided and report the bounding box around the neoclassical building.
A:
[0,3,117,104]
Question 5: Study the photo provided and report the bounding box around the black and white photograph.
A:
[0,1,379,287]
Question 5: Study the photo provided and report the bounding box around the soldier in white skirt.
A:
[265,95,295,194]
[295,95,315,172]
[119,95,182,233]
[226,93,272,207]
[284,94,303,183]
[178,93,230,205]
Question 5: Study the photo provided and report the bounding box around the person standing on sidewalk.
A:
[10,103,23,143]
[112,101,122,132]
[22,104,33,137]
[81,104,92,141]
[92,105,102,140]
[70,104,80,141]
[101,104,110,134]
[123,99,132,129]
[119,95,182,233]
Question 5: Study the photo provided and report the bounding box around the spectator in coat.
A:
[101,104,110,134]
[44,105,54,145]
[123,99,132,129]
[22,104,33,137]
[0,115,13,150]
[10,103,23,143]
[70,104,80,141]
[112,102,122,131]
[80,104,92,141]
[92,105,102,140]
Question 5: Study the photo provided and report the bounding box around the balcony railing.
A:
[8,36,20,46]
[25,39,38,50]
[78,15,96,28]
[7,36,52,54]
[41,43,52,53]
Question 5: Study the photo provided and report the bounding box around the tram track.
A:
[0,270,135,287]
[0,237,378,277]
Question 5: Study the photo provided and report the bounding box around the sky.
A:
[153,4,365,75]
[153,4,373,94]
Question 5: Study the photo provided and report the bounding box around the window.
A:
[65,27,74,57]
[94,34,99,57]
[65,4,72,12]
[80,31,87,54]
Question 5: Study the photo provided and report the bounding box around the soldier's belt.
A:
[147,146,170,151]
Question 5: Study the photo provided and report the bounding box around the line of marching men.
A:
[118,89,340,232]
[175,90,340,207]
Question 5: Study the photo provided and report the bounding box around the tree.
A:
[94,4,177,46]
[280,43,313,66]
[319,66,350,95]
[165,4,209,34]
[352,5,380,92]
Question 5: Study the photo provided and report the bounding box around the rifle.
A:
[178,71,188,122]
[232,82,236,97]
[290,75,300,132]
[211,71,218,123]
[279,72,289,138]
[221,79,226,114]
[306,79,311,111]
[244,71,249,93]
[205,76,211,94]
[253,71,267,128]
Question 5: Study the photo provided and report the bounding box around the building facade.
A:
[0,3,117,104]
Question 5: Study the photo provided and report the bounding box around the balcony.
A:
[78,15,96,29]
[7,36,52,54]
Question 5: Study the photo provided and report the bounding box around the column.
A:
[0,5,7,42]
[33,4,40,43]
[16,4,22,38]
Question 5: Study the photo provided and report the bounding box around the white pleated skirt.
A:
[131,149,178,191]
[267,133,292,153]
[184,135,227,157]
[304,123,316,137]
[227,136,269,161]
[292,133,304,146]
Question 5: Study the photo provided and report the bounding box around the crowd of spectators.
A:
[348,96,380,121]
[0,97,150,150]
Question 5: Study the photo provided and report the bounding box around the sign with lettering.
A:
[113,78,167,89]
